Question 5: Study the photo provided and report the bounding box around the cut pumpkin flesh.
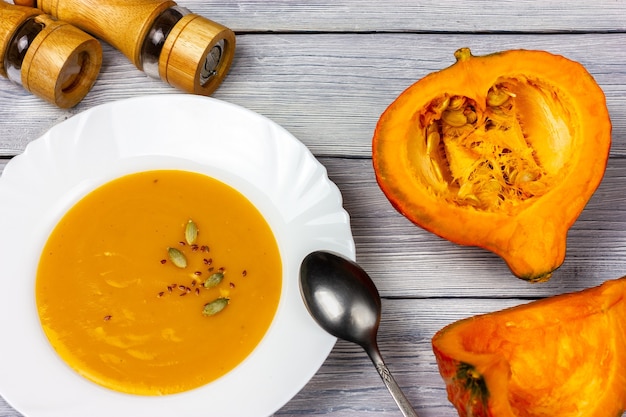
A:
[373,48,612,281]
[432,277,626,417]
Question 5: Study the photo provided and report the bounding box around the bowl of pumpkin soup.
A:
[37,169,283,396]
[0,95,355,417]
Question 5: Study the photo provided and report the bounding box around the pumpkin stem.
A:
[454,48,473,62]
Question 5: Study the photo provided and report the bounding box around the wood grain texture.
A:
[38,0,175,65]
[0,2,41,78]
[0,298,526,417]
[322,157,626,298]
[276,298,526,417]
[186,0,626,33]
[1,0,626,415]
[1,33,625,156]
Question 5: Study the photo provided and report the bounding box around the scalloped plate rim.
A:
[0,94,355,417]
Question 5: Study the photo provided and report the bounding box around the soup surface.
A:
[36,170,282,395]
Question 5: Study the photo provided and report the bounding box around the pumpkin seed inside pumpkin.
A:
[418,81,549,211]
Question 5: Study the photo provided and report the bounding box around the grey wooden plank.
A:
[0,1,624,415]
[279,296,626,416]
[2,157,626,415]
[0,297,539,417]
[185,0,626,33]
[4,296,617,416]
[322,156,626,298]
[277,298,515,417]
[2,153,624,298]
[1,33,625,157]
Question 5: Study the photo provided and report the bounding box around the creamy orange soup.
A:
[36,170,282,395]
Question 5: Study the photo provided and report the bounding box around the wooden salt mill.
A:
[0,1,102,108]
[33,0,236,95]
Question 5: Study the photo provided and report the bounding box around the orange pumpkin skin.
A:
[372,48,612,282]
[432,277,626,417]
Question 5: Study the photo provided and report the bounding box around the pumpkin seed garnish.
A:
[167,247,187,268]
[203,272,224,288]
[185,219,198,245]
[202,297,229,316]
[159,219,246,313]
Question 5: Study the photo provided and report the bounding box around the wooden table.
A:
[1,1,625,415]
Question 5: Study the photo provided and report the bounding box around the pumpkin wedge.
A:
[432,277,626,417]
[372,48,611,282]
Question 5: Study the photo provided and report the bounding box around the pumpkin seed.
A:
[432,95,450,113]
[487,87,511,107]
[202,297,229,316]
[461,193,481,206]
[464,109,477,124]
[516,169,541,184]
[185,219,198,245]
[448,95,466,110]
[523,180,547,196]
[167,247,187,268]
[486,178,502,191]
[426,124,440,155]
[442,110,468,127]
[203,272,224,288]
[430,160,444,183]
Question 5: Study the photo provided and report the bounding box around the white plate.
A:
[0,95,355,417]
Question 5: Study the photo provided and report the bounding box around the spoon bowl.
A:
[300,250,380,346]
[300,251,419,417]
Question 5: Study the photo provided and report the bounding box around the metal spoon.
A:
[299,251,419,417]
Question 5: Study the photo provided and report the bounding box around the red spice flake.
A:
[191,244,199,251]
[195,288,200,296]
[200,245,209,252]
[229,282,235,288]
[160,259,167,264]
[194,271,202,276]
[167,286,173,293]
[179,241,186,246]
[157,291,165,298]
[179,292,187,297]
[178,285,187,292]
[218,267,225,273]
[208,267,214,272]
[103,315,112,321]
[242,270,247,277]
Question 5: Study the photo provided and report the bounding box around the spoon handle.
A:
[366,346,419,417]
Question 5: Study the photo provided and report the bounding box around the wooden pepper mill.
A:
[31,0,235,95]
[0,1,102,108]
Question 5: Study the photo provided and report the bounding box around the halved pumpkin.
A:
[372,48,611,281]
[432,277,626,416]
